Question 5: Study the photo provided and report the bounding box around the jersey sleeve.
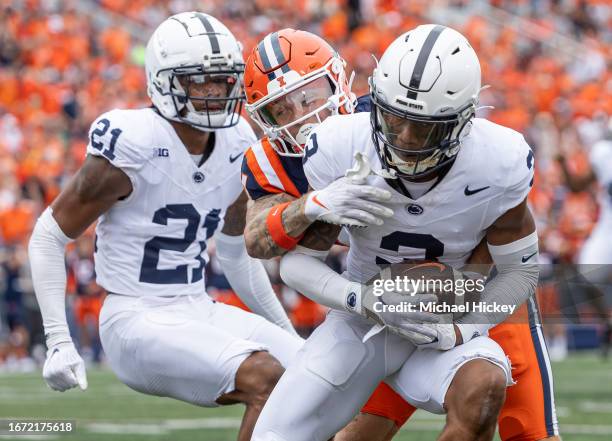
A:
[224,116,257,204]
[242,138,308,200]
[86,109,152,173]
[498,134,535,214]
[242,146,284,200]
[233,115,258,153]
[302,117,345,191]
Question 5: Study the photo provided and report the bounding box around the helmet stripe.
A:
[258,36,276,80]
[193,13,220,54]
[270,32,290,74]
[258,33,291,81]
[407,25,446,97]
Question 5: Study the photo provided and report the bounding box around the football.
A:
[367,260,478,321]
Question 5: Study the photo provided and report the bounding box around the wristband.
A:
[266,202,305,250]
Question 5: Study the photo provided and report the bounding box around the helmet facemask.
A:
[371,92,475,180]
[248,58,352,157]
[159,63,245,131]
[257,76,336,155]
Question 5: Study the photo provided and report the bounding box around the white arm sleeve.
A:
[279,246,360,312]
[28,207,73,347]
[456,231,539,343]
[215,232,296,334]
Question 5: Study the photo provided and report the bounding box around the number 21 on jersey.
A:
[139,204,220,284]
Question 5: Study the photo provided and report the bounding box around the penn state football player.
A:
[242,29,411,441]
[29,13,303,441]
[252,25,546,441]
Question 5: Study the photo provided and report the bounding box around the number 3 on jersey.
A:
[376,231,444,265]
[139,204,220,284]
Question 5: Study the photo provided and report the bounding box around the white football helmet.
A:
[145,12,245,131]
[369,24,481,180]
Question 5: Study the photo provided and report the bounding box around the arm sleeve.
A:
[28,207,73,347]
[215,231,297,335]
[279,246,360,312]
[456,231,539,342]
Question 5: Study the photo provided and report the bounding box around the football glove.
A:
[393,322,458,350]
[43,340,88,392]
[344,281,440,327]
[304,177,393,227]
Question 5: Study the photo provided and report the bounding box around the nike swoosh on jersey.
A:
[464,185,490,196]
[521,252,537,263]
[229,152,244,163]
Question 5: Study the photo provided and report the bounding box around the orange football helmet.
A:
[244,29,355,156]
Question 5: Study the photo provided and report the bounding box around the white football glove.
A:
[394,322,458,350]
[304,178,393,227]
[43,341,88,392]
[305,152,395,227]
[344,281,440,327]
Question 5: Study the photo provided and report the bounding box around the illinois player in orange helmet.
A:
[244,28,355,157]
[242,28,560,441]
[242,28,410,441]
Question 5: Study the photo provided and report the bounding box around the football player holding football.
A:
[242,29,412,441]
[247,25,560,441]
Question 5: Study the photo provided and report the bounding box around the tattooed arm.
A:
[299,221,341,251]
[244,192,312,259]
[244,184,346,259]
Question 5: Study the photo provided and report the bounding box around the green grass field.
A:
[0,352,611,441]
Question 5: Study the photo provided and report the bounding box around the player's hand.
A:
[345,282,440,325]
[392,323,459,350]
[43,341,88,392]
[304,177,394,227]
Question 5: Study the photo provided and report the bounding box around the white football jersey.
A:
[304,112,534,283]
[590,139,612,227]
[86,108,255,296]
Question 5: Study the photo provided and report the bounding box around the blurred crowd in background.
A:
[0,0,610,371]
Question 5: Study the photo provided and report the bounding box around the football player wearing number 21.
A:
[28,12,321,441]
